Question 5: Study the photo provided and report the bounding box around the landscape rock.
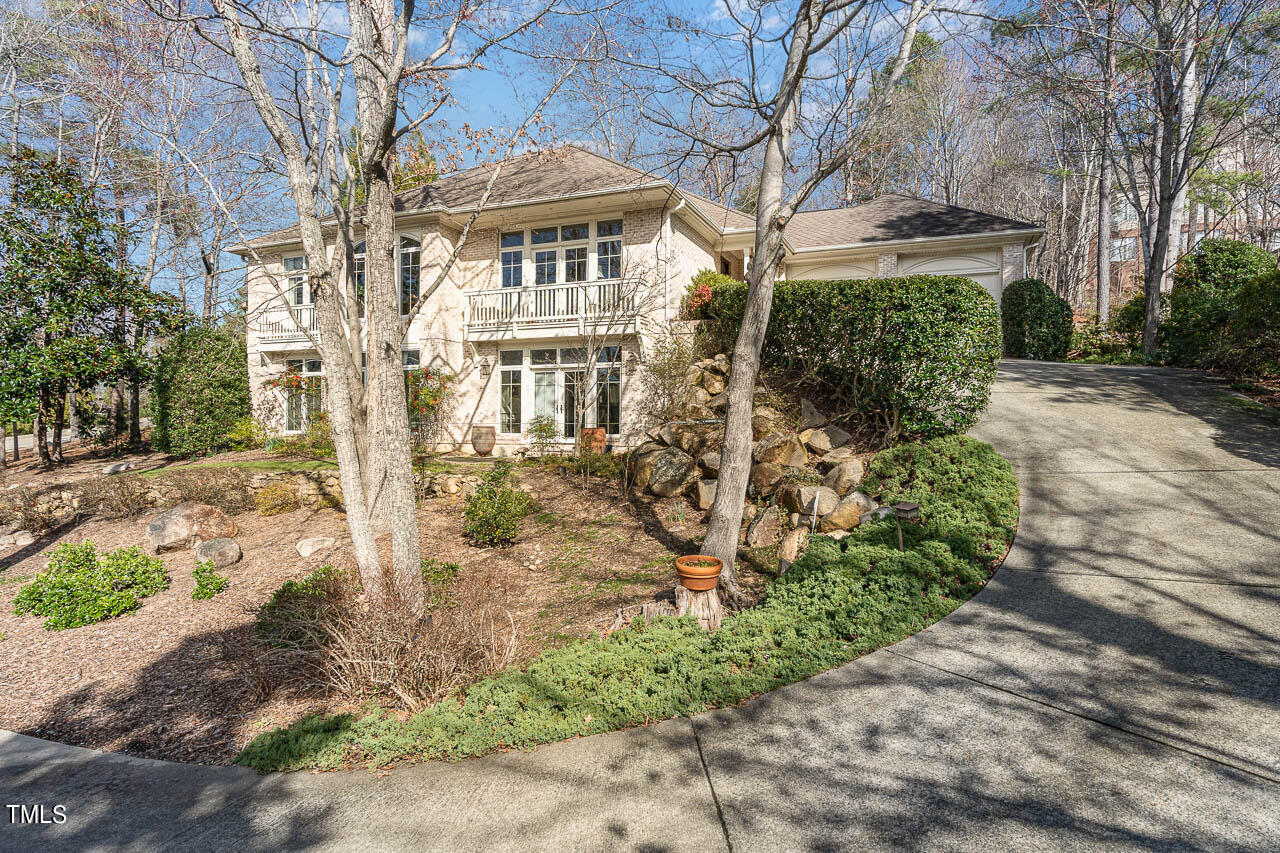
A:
[817,445,861,468]
[705,392,728,411]
[745,508,783,547]
[748,462,785,496]
[823,459,867,496]
[690,386,711,406]
[693,479,717,510]
[860,505,895,526]
[778,484,839,516]
[751,406,791,440]
[662,421,723,457]
[102,461,135,475]
[711,353,731,375]
[742,503,758,524]
[779,527,810,562]
[753,434,807,467]
[648,447,699,497]
[800,398,828,430]
[195,538,243,568]
[629,447,666,490]
[146,502,237,553]
[804,425,853,455]
[701,372,727,396]
[820,491,877,532]
[699,451,721,477]
[11,530,34,548]
[684,366,704,387]
[296,536,336,558]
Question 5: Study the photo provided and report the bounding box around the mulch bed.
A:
[0,464,720,765]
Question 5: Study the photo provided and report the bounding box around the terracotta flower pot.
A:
[471,426,496,456]
[675,555,723,591]
[581,427,607,454]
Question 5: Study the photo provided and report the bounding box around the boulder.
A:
[102,461,135,475]
[12,530,34,548]
[753,434,807,467]
[742,503,759,524]
[690,386,711,406]
[146,502,237,553]
[684,365,704,387]
[804,425,852,455]
[629,446,666,490]
[819,491,877,532]
[778,484,839,516]
[751,406,791,440]
[701,372,727,396]
[745,508,783,547]
[705,392,728,411]
[693,479,717,510]
[661,421,723,457]
[800,398,828,430]
[648,447,699,498]
[823,459,866,496]
[699,451,721,478]
[296,536,336,558]
[195,537,243,568]
[748,462,785,496]
[779,527,810,563]
[711,353,731,375]
[817,445,861,468]
[860,505,895,526]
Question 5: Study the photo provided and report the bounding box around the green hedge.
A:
[1221,271,1280,377]
[1001,278,1072,360]
[237,434,1018,771]
[151,326,250,456]
[701,275,1001,436]
[1164,239,1277,368]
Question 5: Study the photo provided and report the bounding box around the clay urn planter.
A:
[675,555,723,591]
[471,426,496,456]
[581,427,607,454]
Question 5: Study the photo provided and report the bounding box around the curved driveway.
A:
[3,361,1278,851]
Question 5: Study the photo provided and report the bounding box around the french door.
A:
[532,369,585,439]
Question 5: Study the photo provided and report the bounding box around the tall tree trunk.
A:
[51,385,66,462]
[202,248,217,321]
[35,390,50,466]
[1096,3,1115,322]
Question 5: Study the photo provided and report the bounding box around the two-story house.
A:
[231,146,1040,454]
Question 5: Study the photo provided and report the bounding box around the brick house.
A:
[230,147,1040,454]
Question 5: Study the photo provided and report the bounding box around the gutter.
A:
[786,226,1044,256]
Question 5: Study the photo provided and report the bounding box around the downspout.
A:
[664,197,686,327]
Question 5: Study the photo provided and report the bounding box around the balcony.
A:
[251,305,320,350]
[465,279,643,342]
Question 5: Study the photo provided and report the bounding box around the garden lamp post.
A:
[891,501,921,551]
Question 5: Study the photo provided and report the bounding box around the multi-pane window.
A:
[501,362,522,433]
[595,366,620,435]
[285,256,309,304]
[597,219,623,280]
[284,358,323,432]
[535,250,557,285]
[501,231,523,288]
[353,241,366,316]
[565,247,587,282]
[400,236,420,314]
[1109,236,1137,262]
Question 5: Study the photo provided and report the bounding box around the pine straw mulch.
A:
[0,466,748,766]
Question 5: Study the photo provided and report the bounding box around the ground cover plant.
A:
[237,434,1018,771]
[191,561,230,600]
[12,542,169,630]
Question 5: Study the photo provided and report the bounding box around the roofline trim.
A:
[786,226,1045,255]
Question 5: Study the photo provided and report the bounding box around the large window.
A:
[595,367,621,435]
[353,241,366,316]
[284,256,309,305]
[284,358,322,432]
[597,219,623,280]
[400,236,420,314]
[498,221,622,288]
[1109,236,1137,262]
[500,349,523,433]
[501,232,524,288]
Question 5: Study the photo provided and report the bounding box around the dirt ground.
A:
[0,447,737,766]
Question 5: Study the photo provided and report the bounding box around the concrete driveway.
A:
[2,361,1278,851]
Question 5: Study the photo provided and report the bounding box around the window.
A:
[284,358,323,432]
[535,250,557,285]
[1109,236,1137,262]
[402,349,420,369]
[400,236,420,314]
[353,241,366,316]
[597,219,623,280]
[597,345,620,363]
[559,347,586,364]
[501,368,522,433]
[596,366,620,435]
[531,348,557,365]
[501,231,523,288]
[499,349,523,366]
[565,247,587,282]
[531,226,558,245]
[284,256,309,305]
[720,257,731,275]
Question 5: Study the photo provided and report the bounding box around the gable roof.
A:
[234,151,1039,253]
[786,194,1038,250]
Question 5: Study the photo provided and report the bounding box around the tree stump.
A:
[674,584,724,632]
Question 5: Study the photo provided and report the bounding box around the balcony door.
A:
[532,367,585,440]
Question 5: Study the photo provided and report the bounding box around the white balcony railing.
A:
[465,279,642,339]
[252,305,319,344]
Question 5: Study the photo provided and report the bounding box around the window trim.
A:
[496,216,623,289]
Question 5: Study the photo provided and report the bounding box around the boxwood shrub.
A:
[701,275,1001,437]
[1164,239,1278,368]
[237,434,1017,772]
[13,541,169,630]
[1001,277,1072,361]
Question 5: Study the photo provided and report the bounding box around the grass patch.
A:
[1212,389,1280,423]
[238,434,1017,772]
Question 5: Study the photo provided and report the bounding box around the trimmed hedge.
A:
[237,434,1018,772]
[1222,271,1280,377]
[701,275,1001,436]
[1001,278,1072,361]
[1164,239,1277,368]
[151,326,250,456]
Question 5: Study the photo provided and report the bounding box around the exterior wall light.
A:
[479,356,493,377]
